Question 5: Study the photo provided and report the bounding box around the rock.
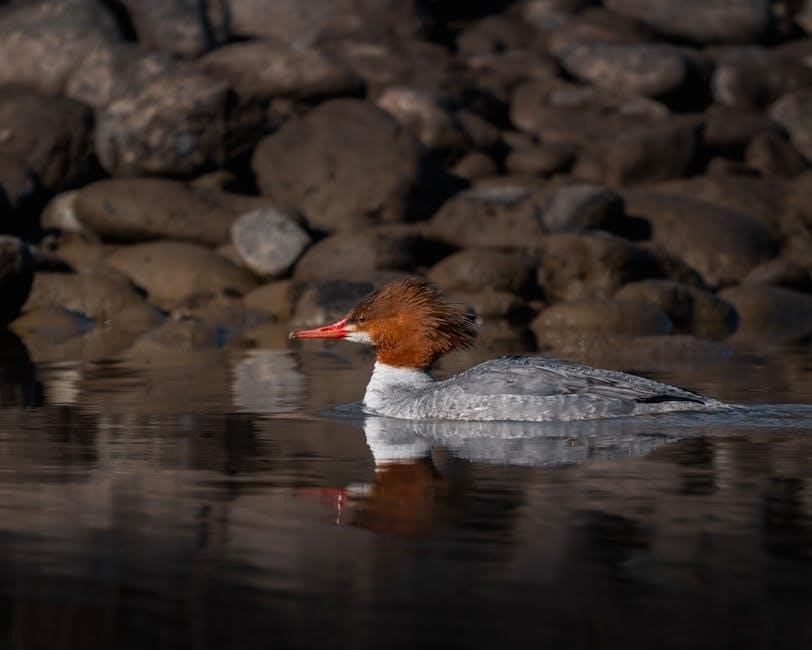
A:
[105,241,257,309]
[557,43,688,97]
[231,208,311,278]
[456,14,537,56]
[293,227,432,281]
[94,66,230,177]
[510,78,668,146]
[23,272,150,323]
[743,257,812,293]
[719,285,812,342]
[770,90,812,162]
[541,184,623,233]
[604,0,771,43]
[427,249,538,296]
[290,280,376,329]
[624,190,776,287]
[614,280,739,339]
[43,233,120,275]
[0,236,34,325]
[376,87,468,152]
[449,289,530,320]
[74,179,275,246]
[576,115,702,186]
[536,232,664,303]
[426,186,546,248]
[505,142,575,177]
[704,105,778,151]
[798,1,812,33]
[0,155,34,211]
[456,111,503,151]
[0,0,119,95]
[40,191,84,233]
[451,151,498,180]
[531,298,673,347]
[136,316,229,351]
[9,307,94,344]
[252,99,456,232]
[746,131,809,177]
[0,86,95,192]
[243,280,295,321]
[122,0,228,58]
[545,7,653,53]
[548,334,732,370]
[199,40,363,100]
[710,46,812,111]
[786,172,812,263]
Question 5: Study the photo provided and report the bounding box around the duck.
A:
[289,277,727,422]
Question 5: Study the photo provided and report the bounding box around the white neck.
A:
[363,362,433,413]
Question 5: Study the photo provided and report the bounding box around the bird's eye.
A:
[356,315,367,324]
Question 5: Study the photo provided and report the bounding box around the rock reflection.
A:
[231,349,304,414]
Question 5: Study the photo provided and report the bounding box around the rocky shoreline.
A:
[1,0,811,369]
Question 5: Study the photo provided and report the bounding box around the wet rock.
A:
[122,0,228,58]
[557,43,688,97]
[703,105,778,151]
[604,0,771,43]
[252,99,455,232]
[449,289,530,320]
[243,280,295,321]
[290,279,376,329]
[199,40,363,101]
[9,307,93,344]
[94,66,230,177]
[105,241,257,309]
[743,257,812,293]
[0,86,95,192]
[40,191,84,233]
[426,186,546,248]
[293,227,431,282]
[624,190,776,287]
[710,47,812,111]
[576,115,701,187]
[746,131,808,177]
[615,280,739,340]
[549,334,732,370]
[536,232,664,303]
[451,152,498,181]
[505,142,576,177]
[541,184,624,233]
[23,272,150,323]
[231,208,311,278]
[770,89,812,162]
[510,78,668,146]
[43,233,120,275]
[719,285,812,342]
[376,87,468,152]
[427,249,538,296]
[531,298,673,347]
[0,236,35,325]
[0,0,119,95]
[74,179,272,246]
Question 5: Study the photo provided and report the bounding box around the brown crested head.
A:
[346,277,477,369]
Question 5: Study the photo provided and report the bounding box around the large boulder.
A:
[536,232,664,303]
[0,0,119,95]
[0,86,95,192]
[0,236,34,325]
[720,285,812,343]
[252,99,455,232]
[615,280,739,340]
[426,186,546,248]
[74,179,274,246]
[624,190,776,287]
[427,249,539,296]
[604,0,771,44]
[105,241,257,309]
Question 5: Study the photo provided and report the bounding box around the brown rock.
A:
[243,280,295,321]
[0,86,94,192]
[290,279,377,329]
[426,186,546,248]
[105,241,257,309]
[615,280,739,340]
[746,131,809,177]
[531,298,673,347]
[624,190,776,287]
[427,249,538,296]
[450,152,498,181]
[703,104,778,151]
[252,99,455,232]
[536,232,663,303]
[449,289,530,320]
[505,142,575,177]
[770,89,812,162]
[376,87,468,152]
[0,155,34,211]
[743,257,812,293]
[540,184,624,233]
[720,285,812,342]
[0,236,35,325]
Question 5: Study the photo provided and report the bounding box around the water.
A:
[0,336,811,649]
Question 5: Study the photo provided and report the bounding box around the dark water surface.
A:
[1,339,811,649]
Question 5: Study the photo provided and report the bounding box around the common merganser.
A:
[289,278,728,421]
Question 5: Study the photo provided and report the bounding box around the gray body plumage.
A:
[363,356,728,422]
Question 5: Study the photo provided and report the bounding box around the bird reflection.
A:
[301,414,682,536]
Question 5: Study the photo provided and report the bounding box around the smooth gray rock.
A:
[231,208,311,278]
[541,184,623,233]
